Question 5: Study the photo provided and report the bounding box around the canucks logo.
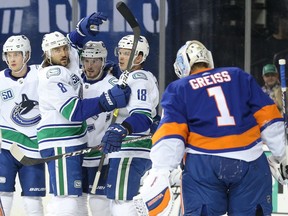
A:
[11,94,41,126]
[132,72,147,80]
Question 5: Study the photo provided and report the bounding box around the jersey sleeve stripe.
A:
[253,104,282,127]
[152,122,188,145]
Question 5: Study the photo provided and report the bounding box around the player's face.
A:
[5,51,26,72]
[83,57,103,79]
[117,48,131,71]
[263,73,279,88]
[50,45,70,67]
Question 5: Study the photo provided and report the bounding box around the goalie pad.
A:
[133,169,174,216]
[267,156,288,185]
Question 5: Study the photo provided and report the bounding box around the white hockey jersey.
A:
[37,58,87,151]
[82,73,118,167]
[110,69,159,159]
[0,65,41,158]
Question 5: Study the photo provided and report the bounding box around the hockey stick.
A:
[116,1,141,87]
[10,135,151,166]
[279,59,288,171]
[91,109,119,194]
[90,1,141,194]
[279,59,287,132]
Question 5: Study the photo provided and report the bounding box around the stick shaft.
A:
[279,59,287,133]
[116,1,141,87]
[90,154,106,194]
[10,135,151,166]
[90,2,141,194]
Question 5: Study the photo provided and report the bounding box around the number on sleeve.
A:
[57,82,67,93]
[137,89,147,101]
[207,86,235,126]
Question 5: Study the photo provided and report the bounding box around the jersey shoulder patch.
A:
[132,72,148,80]
[108,77,118,86]
[46,67,61,79]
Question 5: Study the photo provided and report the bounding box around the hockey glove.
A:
[101,123,128,154]
[104,60,122,79]
[267,156,288,185]
[133,169,174,216]
[76,12,107,36]
[99,84,131,112]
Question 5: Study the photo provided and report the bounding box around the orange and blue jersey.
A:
[152,67,285,163]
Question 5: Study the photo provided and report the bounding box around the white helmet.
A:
[2,35,31,63]
[116,35,149,64]
[41,31,69,54]
[81,41,107,60]
[81,41,108,80]
[174,40,214,78]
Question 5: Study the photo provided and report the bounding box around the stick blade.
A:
[10,143,25,162]
[10,143,42,166]
[116,1,139,30]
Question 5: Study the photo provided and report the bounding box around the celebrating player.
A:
[0,35,45,216]
[81,40,118,216]
[100,35,159,215]
[139,40,288,215]
[37,13,131,216]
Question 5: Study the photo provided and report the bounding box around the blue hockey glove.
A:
[76,12,107,36]
[99,84,131,112]
[101,123,128,153]
[104,60,122,79]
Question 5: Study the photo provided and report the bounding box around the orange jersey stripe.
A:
[187,125,260,150]
[152,122,188,145]
[253,104,282,127]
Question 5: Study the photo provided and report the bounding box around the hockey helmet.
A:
[174,40,214,78]
[81,41,107,60]
[116,35,149,64]
[41,31,69,54]
[2,35,31,63]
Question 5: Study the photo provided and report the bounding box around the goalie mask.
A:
[41,31,69,58]
[174,40,214,79]
[115,35,149,64]
[2,35,31,65]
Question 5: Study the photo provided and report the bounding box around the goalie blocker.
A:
[133,168,181,216]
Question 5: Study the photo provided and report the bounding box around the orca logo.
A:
[11,94,41,126]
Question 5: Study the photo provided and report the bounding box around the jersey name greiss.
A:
[190,71,231,89]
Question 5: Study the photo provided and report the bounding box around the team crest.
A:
[11,94,41,126]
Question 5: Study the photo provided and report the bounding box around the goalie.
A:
[136,40,288,216]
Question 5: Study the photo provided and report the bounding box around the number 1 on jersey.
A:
[207,86,235,126]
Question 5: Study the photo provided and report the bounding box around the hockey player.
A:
[0,35,45,216]
[138,40,288,215]
[37,16,131,216]
[100,35,159,215]
[81,41,117,216]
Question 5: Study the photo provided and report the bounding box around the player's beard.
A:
[60,58,70,67]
